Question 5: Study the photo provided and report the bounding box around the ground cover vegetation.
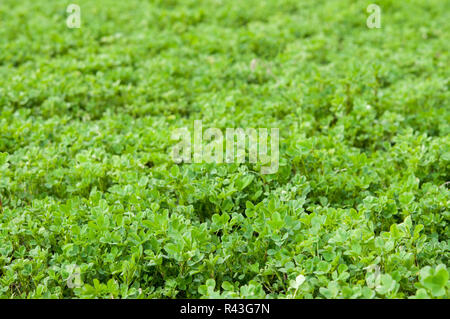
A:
[0,0,449,298]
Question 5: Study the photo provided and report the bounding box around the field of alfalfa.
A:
[0,0,449,299]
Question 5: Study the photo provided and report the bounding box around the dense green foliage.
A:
[0,0,449,299]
